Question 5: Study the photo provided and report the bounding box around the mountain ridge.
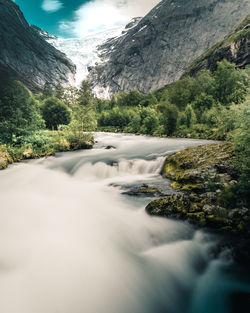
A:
[87,0,250,98]
[0,0,76,92]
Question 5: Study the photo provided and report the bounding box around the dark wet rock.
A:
[105,145,116,150]
[88,0,250,97]
[123,184,164,197]
[0,0,76,92]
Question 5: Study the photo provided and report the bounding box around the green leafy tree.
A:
[140,108,159,135]
[0,80,44,142]
[167,76,196,109]
[158,101,179,135]
[185,104,197,128]
[42,82,53,99]
[55,83,64,100]
[78,80,93,107]
[214,59,249,105]
[117,90,144,106]
[191,93,215,122]
[139,93,158,107]
[41,97,71,130]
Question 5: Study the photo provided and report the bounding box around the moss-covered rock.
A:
[146,142,250,238]
[161,142,234,191]
[0,150,13,169]
[124,184,163,197]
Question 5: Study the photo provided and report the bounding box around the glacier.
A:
[47,28,123,86]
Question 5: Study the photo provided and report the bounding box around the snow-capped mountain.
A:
[32,18,142,93]
[47,28,123,86]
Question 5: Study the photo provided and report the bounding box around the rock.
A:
[146,142,250,238]
[105,145,116,150]
[88,0,250,97]
[123,184,163,197]
[146,193,190,218]
[202,204,215,215]
[22,149,36,160]
[0,0,76,92]
[161,142,234,190]
[0,150,13,169]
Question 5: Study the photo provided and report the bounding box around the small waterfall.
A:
[73,156,165,179]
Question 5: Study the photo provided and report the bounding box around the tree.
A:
[191,93,215,122]
[214,59,248,105]
[185,104,197,128]
[42,82,53,98]
[158,101,179,135]
[0,80,44,142]
[167,76,196,109]
[41,97,71,130]
[139,93,158,107]
[78,80,93,107]
[117,90,144,107]
[55,83,64,100]
[140,108,159,135]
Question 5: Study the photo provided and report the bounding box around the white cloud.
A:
[41,0,64,13]
[59,0,160,37]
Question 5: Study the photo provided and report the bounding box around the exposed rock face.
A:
[184,14,250,76]
[0,0,76,92]
[88,0,250,98]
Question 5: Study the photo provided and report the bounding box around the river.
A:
[0,133,249,313]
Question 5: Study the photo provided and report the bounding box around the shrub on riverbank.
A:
[0,130,94,170]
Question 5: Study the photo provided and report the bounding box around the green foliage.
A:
[42,82,53,98]
[78,80,93,107]
[140,108,159,135]
[214,59,248,105]
[41,97,71,130]
[158,101,179,135]
[185,104,197,128]
[191,93,215,122]
[55,83,64,100]
[139,93,158,107]
[167,76,195,109]
[0,80,44,142]
[117,90,144,106]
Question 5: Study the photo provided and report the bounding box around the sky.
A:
[14,0,160,38]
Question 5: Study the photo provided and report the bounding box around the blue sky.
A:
[14,0,160,38]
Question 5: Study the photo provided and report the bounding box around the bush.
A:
[41,97,71,130]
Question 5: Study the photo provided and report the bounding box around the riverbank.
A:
[0,130,94,170]
[146,142,250,262]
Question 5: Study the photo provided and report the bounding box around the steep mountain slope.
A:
[184,14,250,76]
[88,0,250,98]
[34,18,142,89]
[0,0,76,92]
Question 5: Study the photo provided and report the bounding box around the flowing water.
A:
[0,133,249,313]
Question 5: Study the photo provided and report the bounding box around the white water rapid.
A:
[0,133,249,313]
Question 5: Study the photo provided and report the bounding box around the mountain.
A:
[0,0,76,92]
[184,14,250,76]
[88,0,250,98]
[43,27,124,88]
[35,18,142,90]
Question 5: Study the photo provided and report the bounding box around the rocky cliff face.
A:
[0,0,76,92]
[88,0,250,98]
[184,14,250,76]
